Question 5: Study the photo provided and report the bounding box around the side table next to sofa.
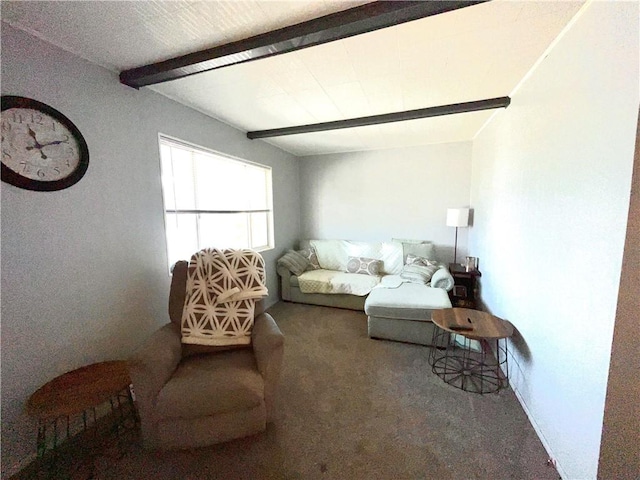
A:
[448,264,481,309]
[429,308,514,394]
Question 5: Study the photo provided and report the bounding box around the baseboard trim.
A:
[509,379,568,480]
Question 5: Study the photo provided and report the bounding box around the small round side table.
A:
[26,360,139,479]
[429,308,514,394]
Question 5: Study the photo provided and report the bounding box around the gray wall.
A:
[1,24,301,476]
[468,2,638,478]
[299,142,472,263]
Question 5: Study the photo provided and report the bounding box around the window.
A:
[159,135,274,267]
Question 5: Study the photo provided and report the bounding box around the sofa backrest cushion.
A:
[310,239,351,271]
[308,239,404,275]
[378,242,404,275]
[392,238,436,262]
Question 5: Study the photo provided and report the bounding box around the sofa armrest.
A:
[252,312,284,421]
[128,323,182,434]
[277,264,293,301]
[431,267,454,292]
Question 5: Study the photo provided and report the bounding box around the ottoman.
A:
[364,283,452,346]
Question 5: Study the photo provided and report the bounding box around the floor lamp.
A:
[446,208,470,265]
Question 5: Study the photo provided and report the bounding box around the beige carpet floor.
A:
[96,302,560,480]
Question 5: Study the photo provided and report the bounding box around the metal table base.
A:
[429,311,512,394]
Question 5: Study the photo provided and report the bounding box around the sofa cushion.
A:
[346,256,383,276]
[364,284,452,321]
[378,241,404,274]
[297,269,380,296]
[306,240,404,275]
[156,349,264,420]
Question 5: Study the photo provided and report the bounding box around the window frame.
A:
[158,134,274,268]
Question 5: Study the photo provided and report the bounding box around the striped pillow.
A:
[400,263,439,284]
[277,250,309,276]
[406,253,437,267]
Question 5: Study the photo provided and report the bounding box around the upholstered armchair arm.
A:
[252,312,284,421]
[128,322,182,441]
[276,264,293,301]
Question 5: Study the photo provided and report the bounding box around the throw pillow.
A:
[393,239,436,262]
[400,263,439,284]
[277,250,309,276]
[299,247,321,270]
[346,256,382,276]
[406,253,438,267]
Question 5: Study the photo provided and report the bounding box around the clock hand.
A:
[25,146,49,160]
[27,126,44,149]
[25,128,64,158]
[24,147,48,159]
[39,138,69,147]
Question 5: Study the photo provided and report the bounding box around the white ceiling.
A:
[2,0,584,156]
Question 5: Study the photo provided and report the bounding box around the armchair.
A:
[128,259,284,450]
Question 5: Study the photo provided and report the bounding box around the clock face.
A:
[1,96,89,191]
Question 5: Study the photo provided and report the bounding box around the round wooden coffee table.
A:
[429,308,514,394]
[26,361,139,478]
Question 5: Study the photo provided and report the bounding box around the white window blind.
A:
[159,136,274,267]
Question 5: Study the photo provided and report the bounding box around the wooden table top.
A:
[432,308,513,340]
[26,361,131,421]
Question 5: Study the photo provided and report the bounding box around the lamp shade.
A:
[446,208,470,227]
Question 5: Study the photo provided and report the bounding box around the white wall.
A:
[468,2,639,479]
[300,142,472,262]
[0,24,301,477]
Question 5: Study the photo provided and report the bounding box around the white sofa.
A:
[277,239,455,345]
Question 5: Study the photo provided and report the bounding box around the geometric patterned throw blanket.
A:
[181,248,268,346]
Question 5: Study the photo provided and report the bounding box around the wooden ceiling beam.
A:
[246,97,511,139]
[119,0,486,88]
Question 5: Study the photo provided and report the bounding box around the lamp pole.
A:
[453,226,459,264]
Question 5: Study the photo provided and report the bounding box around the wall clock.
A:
[1,96,89,191]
